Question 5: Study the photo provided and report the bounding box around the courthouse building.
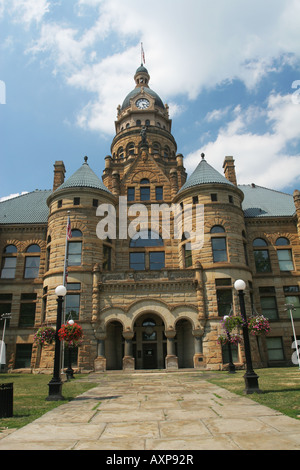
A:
[1,64,300,372]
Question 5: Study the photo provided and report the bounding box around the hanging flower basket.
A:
[217,334,228,345]
[248,315,270,336]
[33,326,56,346]
[221,315,243,333]
[58,322,83,348]
[217,333,242,346]
[229,334,243,346]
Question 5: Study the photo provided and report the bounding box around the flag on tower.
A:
[141,42,145,64]
[66,215,72,240]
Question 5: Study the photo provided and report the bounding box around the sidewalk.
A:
[0,370,300,450]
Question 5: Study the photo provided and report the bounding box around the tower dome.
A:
[121,65,165,111]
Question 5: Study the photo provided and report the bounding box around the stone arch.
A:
[128,299,173,329]
[0,239,23,253]
[100,307,130,331]
[131,170,158,184]
[22,239,46,253]
[172,305,199,330]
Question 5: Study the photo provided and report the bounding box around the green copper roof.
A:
[56,159,111,194]
[179,156,235,192]
[239,184,295,218]
[0,190,51,224]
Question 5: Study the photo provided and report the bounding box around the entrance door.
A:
[143,343,157,369]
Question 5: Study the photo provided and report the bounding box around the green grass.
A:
[0,374,97,430]
[208,367,300,420]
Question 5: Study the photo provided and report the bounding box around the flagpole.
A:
[141,42,145,65]
[61,211,71,374]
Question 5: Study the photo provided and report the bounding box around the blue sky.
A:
[1,0,300,201]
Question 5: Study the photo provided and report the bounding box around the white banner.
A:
[0,340,6,364]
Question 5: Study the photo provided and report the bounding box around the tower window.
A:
[140,178,150,201]
[128,187,135,201]
[155,187,163,201]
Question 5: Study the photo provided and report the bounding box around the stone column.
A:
[165,329,178,370]
[122,331,135,371]
[92,264,101,323]
[195,262,206,319]
[94,332,107,372]
[193,328,205,369]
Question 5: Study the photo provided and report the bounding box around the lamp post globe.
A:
[55,285,67,297]
[234,279,246,291]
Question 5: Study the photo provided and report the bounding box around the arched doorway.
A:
[133,314,166,369]
[176,319,194,368]
[105,321,123,370]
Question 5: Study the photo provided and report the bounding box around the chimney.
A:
[293,190,300,235]
[53,161,66,191]
[223,156,237,186]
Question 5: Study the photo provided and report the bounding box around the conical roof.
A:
[179,154,235,193]
[56,157,111,194]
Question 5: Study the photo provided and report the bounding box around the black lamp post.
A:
[234,280,261,394]
[46,285,67,401]
[223,315,236,374]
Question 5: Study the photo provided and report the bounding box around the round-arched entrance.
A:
[133,314,166,369]
[105,321,123,370]
[176,319,194,368]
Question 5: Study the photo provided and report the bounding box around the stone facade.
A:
[0,65,299,373]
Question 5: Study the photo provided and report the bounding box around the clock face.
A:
[136,98,150,109]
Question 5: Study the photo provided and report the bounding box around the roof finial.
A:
[84,156,88,164]
[201,153,205,160]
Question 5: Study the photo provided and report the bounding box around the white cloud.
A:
[206,107,231,123]
[19,0,300,137]
[0,191,28,202]
[185,92,300,190]
[2,0,50,25]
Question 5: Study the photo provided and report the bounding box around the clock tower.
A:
[103,64,187,200]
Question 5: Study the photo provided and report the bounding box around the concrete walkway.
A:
[0,370,300,450]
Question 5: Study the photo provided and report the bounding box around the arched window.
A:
[252,238,267,247]
[130,230,163,248]
[153,142,160,154]
[275,237,294,271]
[24,244,41,278]
[164,146,170,158]
[127,142,135,156]
[1,245,17,279]
[252,238,271,273]
[26,244,41,253]
[118,147,124,159]
[210,225,225,234]
[130,230,165,271]
[275,237,289,246]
